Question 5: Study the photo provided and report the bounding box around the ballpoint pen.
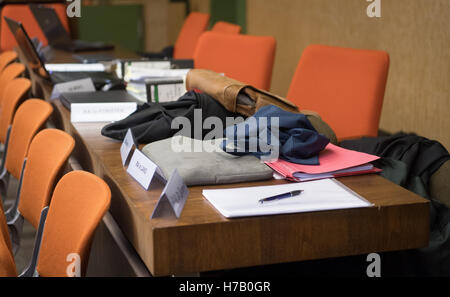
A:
[258,190,303,204]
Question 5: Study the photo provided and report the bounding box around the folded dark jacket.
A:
[101,91,238,144]
[340,133,450,276]
[222,105,330,165]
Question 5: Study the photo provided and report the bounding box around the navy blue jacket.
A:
[223,105,329,164]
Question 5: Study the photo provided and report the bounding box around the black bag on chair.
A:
[101,91,238,144]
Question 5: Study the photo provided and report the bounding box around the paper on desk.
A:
[266,143,380,174]
[126,68,191,82]
[44,63,106,72]
[203,178,372,218]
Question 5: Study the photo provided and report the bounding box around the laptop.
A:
[29,4,114,52]
[4,16,123,90]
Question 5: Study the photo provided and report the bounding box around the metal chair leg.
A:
[7,213,24,255]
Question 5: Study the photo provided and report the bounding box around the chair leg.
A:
[19,207,48,277]
[7,214,24,255]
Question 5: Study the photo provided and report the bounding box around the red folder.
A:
[266,143,381,182]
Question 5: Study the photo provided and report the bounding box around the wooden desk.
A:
[25,49,430,276]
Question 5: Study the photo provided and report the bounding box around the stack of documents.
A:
[126,82,148,102]
[265,143,381,182]
[203,179,373,218]
[126,69,190,102]
[122,60,172,81]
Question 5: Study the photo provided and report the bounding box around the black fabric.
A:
[139,45,174,59]
[101,91,238,144]
[340,132,450,276]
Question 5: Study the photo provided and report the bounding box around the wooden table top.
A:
[28,48,430,276]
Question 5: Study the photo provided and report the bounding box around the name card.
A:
[120,129,136,166]
[126,149,159,190]
[151,169,189,219]
[70,102,137,123]
[50,78,96,99]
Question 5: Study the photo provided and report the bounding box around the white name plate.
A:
[70,102,137,123]
[151,169,189,219]
[50,78,96,100]
[127,149,159,190]
[120,129,137,166]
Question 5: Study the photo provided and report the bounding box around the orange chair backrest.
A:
[0,200,13,254]
[0,51,18,73]
[37,171,111,277]
[0,63,26,104]
[18,129,75,229]
[0,223,16,277]
[286,44,390,141]
[0,63,25,89]
[0,78,31,144]
[173,12,210,59]
[211,21,241,34]
[194,32,276,91]
[0,3,70,51]
[5,99,53,180]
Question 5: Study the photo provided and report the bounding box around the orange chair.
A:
[0,63,25,90]
[0,198,12,253]
[1,175,15,277]
[0,99,53,199]
[193,32,276,91]
[19,171,111,277]
[286,44,390,141]
[0,51,18,73]
[0,220,16,277]
[0,63,26,104]
[211,21,241,34]
[173,12,210,59]
[5,129,74,253]
[0,78,31,146]
[0,3,70,52]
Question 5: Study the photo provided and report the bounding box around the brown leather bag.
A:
[185,69,337,144]
[186,69,299,116]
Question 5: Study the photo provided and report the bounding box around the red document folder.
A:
[266,143,381,182]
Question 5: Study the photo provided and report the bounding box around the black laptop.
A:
[29,4,114,52]
[4,16,123,90]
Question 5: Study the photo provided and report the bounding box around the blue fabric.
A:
[222,105,330,165]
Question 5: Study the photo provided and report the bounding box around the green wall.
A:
[209,0,246,33]
[78,5,144,52]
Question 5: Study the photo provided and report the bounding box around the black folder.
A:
[59,91,140,110]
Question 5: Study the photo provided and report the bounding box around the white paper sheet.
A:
[203,178,372,218]
[45,63,106,72]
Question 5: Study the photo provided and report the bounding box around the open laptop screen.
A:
[29,4,72,49]
[4,16,51,80]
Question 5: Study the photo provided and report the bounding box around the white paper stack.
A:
[203,179,372,218]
